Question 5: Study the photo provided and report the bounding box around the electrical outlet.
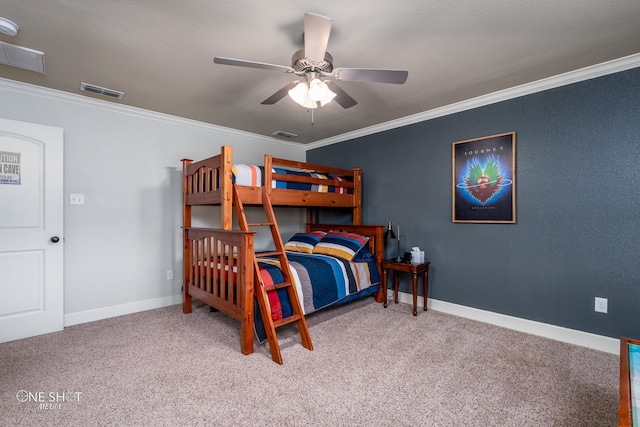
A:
[69,193,84,205]
[166,270,174,280]
[594,297,608,313]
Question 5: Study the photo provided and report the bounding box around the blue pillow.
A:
[351,246,375,262]
[284,231,326,254]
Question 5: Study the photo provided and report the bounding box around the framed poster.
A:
[452,132,516,223]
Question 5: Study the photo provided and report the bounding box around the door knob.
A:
[50,236,60,243]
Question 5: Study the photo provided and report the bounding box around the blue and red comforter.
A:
[254,251,379,341]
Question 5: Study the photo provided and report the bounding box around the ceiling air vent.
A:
[80,82,125,99]
[0,41,45,74]
[272,130,298,138]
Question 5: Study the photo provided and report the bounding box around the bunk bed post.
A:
[264,154,273,199]
[373,224,385,303]
[181,158,193,314]
[239,232,255,355]
[220,146,233,230]
[305,209,314,232]
[353,168,362,225]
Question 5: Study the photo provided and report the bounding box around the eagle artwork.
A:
[463,156,504,205]
[452,132,515,223]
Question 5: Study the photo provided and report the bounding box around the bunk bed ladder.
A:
[232,184,313,364]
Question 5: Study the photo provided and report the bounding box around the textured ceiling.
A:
[1,1,640,144]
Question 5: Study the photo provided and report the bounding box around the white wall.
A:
[0,78,306,325]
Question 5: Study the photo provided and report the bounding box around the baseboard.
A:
[64,294,182,327]
[64,292,619,355]
[394,292,619,355]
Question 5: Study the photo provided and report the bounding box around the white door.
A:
[0,118,64,342]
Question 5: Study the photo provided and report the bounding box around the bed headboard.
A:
[308,223,385,304]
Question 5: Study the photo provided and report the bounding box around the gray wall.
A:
[308,66,640,339]
[0,79,306,321]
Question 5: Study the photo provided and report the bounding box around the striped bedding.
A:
[232,164,353,194]
[253,251,380,342]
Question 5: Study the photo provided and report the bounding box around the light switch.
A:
[69,193,84,205]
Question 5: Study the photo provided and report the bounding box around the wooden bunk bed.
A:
[181,145,384,362]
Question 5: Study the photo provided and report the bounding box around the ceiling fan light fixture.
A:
[288,78,336,109]
[288,82,307,102]
[308,78,328,101]
[288,81,316,109]
[288,82,311,108]
[319,85,337,106]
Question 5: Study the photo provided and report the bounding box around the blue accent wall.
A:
[308,66,640,339]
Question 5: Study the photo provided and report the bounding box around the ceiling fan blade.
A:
[261,81,300,105]
[332,68,408,84]
[325,81,357,109]
[214,57,294,74]
[304,13,332,63]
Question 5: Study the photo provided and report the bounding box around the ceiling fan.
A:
[213,12,408,109]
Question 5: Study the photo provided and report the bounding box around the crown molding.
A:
[3,52,640,152]
[0,77,304,150]
[306,53,640,150]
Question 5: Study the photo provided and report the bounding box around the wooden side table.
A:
[381,260,430,316]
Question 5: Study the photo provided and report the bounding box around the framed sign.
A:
[452,132,516,223]
[0,151,21,185]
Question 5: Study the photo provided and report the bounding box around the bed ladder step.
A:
[255,251,284,258]
[273,314,302,328]
[233,183,313,365]
[263,281,294,292]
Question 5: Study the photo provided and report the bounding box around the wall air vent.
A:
[272,130,298,138]
[0,41,45,74]
[80,82,125,99]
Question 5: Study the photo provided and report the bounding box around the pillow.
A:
[284,231,326,254]
[312,231,369,261]
[351,246,375,262]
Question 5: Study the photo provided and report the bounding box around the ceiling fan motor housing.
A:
[292,49,333,74]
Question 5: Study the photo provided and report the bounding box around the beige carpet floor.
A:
[0,297,619,426]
